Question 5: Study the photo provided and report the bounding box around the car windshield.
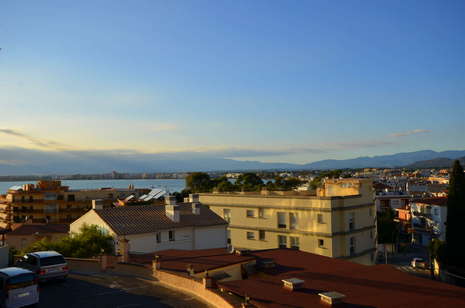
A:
[40,256,66,266]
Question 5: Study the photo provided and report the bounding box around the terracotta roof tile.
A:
[149,248,254,273]
[219,249,465,308]
[95,204,226,235]
[7,223,69,236]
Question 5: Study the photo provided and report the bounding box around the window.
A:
[223,209,231,223]
[318,239,325,248]
[44,204,58,213]
[246,209,255,218]
[156,232,161,243]
[169,230,175,242]
[278,235,287,248]
[258,208,265,218]
[67,195,75,201]
[290,213,297,230]
[227,230,231,244]
[290,237,300,250]
[247,232,255,240]
[369,207,373,217]
[350,237,356,256]
[434,208,439,216]
[277,212,286,228]
[317,213,324,224]
[259,230,266,241]
[349,212,355,231]
[40,256,66,266]
[57,195,64,200]
[44,193,57,200]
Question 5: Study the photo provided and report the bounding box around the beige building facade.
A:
[0,180,146,229]
[199,178,377,265]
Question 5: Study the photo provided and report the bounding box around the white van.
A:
[0,267,39,308]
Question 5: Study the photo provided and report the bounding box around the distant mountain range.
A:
[0,147,464,175]
[406,156,465,169]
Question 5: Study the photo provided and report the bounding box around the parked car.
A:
[411,257,427,269]
[16,251,68,282]
[0,267,39,308]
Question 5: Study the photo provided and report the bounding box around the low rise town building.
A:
[70,194,228,254]
[199,178,377,265]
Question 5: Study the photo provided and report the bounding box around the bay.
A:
[0,179,185,195]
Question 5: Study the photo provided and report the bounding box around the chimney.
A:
[189,194,199,203]
[192,203,200,215]
[282,278,304,291]
[92,199,104,210]
[165,195,180,222]
[318,292,346,306]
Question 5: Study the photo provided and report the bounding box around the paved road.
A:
[38,273,211,308]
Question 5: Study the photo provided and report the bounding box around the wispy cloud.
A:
[0,128,69,150]
[389,129,431,138]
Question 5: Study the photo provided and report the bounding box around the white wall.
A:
[194,225,227,249]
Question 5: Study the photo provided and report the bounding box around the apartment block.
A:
[199,178,376,265]
[0,180,146,229]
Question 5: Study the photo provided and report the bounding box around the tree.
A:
[216,180,237,192]
[236,173,263,192]
[23,224,114,258]
[377,208,398,244]
[445,160,465,268]
[185,172,213,193]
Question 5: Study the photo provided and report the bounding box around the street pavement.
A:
[38,273,211,308]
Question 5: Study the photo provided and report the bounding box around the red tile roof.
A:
[7,223,69,236]
[218,249,465,308]
[95,203,227,235]
[412,197,448,207]
[134,248,254,274]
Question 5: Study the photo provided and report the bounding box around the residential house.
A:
[70,194,228,254]
[410,197,448,244]
[5,222,69,250]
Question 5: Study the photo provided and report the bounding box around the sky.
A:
[1,0,464,164]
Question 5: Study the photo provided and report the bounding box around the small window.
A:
[350,237,356,256]
[259,230,265,241]
[318,239,325,248]
[169,230,175,241]
[67,195,75,201]
[290,237,299,250]
[247,232,255,240]
[317,214,324,224]
[349,212,355,231]
[227,230,231,244]
[258,208,265,218]
[246,210,255,218]
[278,235,287,248]
[156,232,161,243]
[277,212,286,228]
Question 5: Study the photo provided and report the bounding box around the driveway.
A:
[38,273,211,308]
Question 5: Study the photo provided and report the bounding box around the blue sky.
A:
[1,0,464,164]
